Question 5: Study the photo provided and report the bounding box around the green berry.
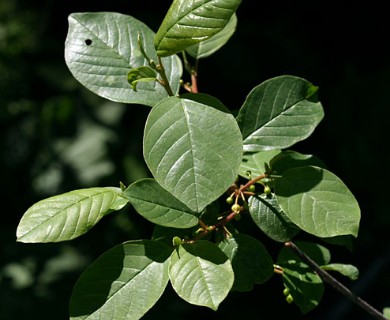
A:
[264,185,271,194]
[286,294,294,304]
[283,287,290,296]
[248,184,256,192]
[231,203,241,213]
[226,196,234,204]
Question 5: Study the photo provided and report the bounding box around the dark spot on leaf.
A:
[85,39,92,46]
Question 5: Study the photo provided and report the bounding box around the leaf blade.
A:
[169,240,234,310]
[219,233,274,292]
[155,0,242,56]
[123,178,199,228]
[65,12,182,106]
[185,14,237,59]
[275,166,361,238]
[236,75,324,152]
[16,187,127,243]
[143,96,243,212]
[69,240,172,320]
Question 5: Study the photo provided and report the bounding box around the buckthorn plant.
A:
[16,1,389,319]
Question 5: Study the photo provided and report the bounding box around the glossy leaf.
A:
[270,150,327,174]
[155,0,242,56]
[248,194,299,242]
[169,240,233,310]
[236,75,324,152]
[16,187,127,243]
[275,166,361,238]
[69,240,172,320]
[218,233,273,291]
[321,263,359,280]
[281,261,324,313]
[143,96,243,213]
[278,241,331,266]
[278,241,328,313]
[186,14,237,59]
[65,12,182,107]
[238,150,281,179]
[123,178,199,228]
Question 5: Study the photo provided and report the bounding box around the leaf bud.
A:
[172,236,182,247]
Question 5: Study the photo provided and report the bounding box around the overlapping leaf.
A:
[123,178,199,228]
[186,14,237,59]
[16,187,127,243]
[248,194,299,242]
[143,96,242,213]
[169,241,234,310]
[155,0,242,56]
[238,150,280,179]
[236,75,324,152]
[218,233,273,291]
[69,240,172,320]
[278,241,327,313]
[275,166,361,238]
[65,12,182,107]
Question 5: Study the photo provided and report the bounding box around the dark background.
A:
[1,1,389,319]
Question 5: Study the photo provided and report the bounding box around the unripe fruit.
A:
[231,203,241,213]
[226,196,234,204]
[286,294,294,304]
[283,287,290,296]
[248,184,256,192]
[264,185,271,194]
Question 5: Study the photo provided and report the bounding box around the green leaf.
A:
[65,12,182,107]
[69,240,172,320]
[16,187,127,243]
[155,0,242,56]
[236,75,324,152]
[278,241,331,266]
[270,150,327,174]
[143,96,243,213]
[248,194,299,242]
[278,241,328,313]
[181,92,230,113]
[218,233,273,292]
[321,263,359,280]
[383,307,390,319]
[169,240,234,310]
[281,260,324,313]
[152,225,193,246]
[238,150,281,179]
[275,166,361,238]
[186,14,237,59]
[123,178,199,228]
[127,66,157,91]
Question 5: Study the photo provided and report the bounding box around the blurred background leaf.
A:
[1,1,389,319]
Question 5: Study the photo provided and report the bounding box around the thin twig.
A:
[285,241,387,320]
